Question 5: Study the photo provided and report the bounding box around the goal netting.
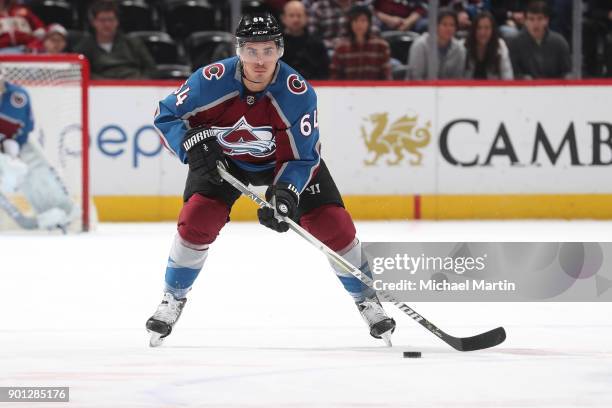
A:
[0,55,92,232]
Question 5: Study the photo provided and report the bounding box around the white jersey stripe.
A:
[181,91,240,121]
[266,92,300,160]
[273,162,289,185]
[153,114,177,157]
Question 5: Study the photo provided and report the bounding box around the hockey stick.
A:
[0,191,38,230]
[218,165,506,351]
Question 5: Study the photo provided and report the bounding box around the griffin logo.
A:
[203,63,225,80]
[287,74,307,95]
[361,112,432,166]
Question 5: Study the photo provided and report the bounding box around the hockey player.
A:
[0,68,77,230]
[146,13,396,347]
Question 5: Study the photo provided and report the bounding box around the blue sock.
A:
[329,239,376,302]
[165,259,201,299]
[163,234,208,299]
[336,261,376,302]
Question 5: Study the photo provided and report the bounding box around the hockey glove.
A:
[182,126,226,184]
[258,182,299,233]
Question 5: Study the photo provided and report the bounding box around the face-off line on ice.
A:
[145,11,505,352]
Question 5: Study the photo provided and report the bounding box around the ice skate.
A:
[146,292,187,347]
[357,295,396,347]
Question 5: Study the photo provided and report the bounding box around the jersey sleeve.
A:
[16,91,34,146]
[153,69,204,164]
[1,88,34,147]
[269,83,321,194]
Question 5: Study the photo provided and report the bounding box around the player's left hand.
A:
[258,183,299,233]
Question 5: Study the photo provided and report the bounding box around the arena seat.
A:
[155,64,192,79]
[381,31,420,65]
[128,31,182,64]
[241,0,271,14]
[185,31,235,69]
[391,64,408,80]
[208,0,231,31]
[30,0,76,29]
[162,0,216,39]
[66,29,88,52]
[118,0,158,32]
[63,0,89,29]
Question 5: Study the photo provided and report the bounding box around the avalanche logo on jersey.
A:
[203,63,225,80]
[287,74,307,95]
[214,117,275,158]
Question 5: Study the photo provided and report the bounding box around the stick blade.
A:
[449,327,506,352]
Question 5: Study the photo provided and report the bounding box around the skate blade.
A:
[380,331,393,347]
[149,332,164,347]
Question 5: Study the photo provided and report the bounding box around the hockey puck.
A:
[403,351,422,358]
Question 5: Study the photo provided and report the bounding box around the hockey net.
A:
[0,55,92,232]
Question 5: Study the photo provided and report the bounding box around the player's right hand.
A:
[182,126,226,184]
[258,183,299,233]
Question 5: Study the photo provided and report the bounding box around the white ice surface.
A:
[1,220,611,407]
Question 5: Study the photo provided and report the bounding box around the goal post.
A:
[0,54,92,232]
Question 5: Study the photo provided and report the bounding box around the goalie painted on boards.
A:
[0,67,78,230]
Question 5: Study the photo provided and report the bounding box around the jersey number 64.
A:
[300,110,318,137]
[174,82,190,106]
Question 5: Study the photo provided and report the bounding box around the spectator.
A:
[493,0,528,40]
[74,0,156,80]
[309,0,374,52]
[583,0,612,77]
[459,0,491,19]
[40,23,68,54]
[0,0,45,54]
[464,12,513,79]
[373,0,427,33]
[441,0,492,35]
[406,9,466,80]
[330,5,391,80]
[281,0,329,79]
[509,0,571,79]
